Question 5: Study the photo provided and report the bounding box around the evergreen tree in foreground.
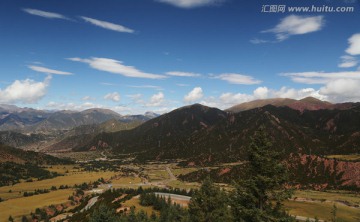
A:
[89,203,118,222]
[188,177,232,222]
[230,128,294,222]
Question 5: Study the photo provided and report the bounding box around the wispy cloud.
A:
[166,71,201,77]
[156,0,226,8]
[345,33,360,56]
[28,65,73,75]
[282,71,360,84]
[80,16,134,33]
[176,83,190,87]
[128,85,163,90]
[262,15,324,41]
[68,57,166,79]
[213,73,261,85]
[250,38,269,44]
[22,8,69,20]
[100,82,120,86]
[338,55,358,68]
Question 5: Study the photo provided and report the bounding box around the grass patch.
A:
[0,171,117,200]
[171,168,199,177]
[327,154,360,162]
[0,189,73,221]
[147,170,169,181]
[44,164,80,174]
[122,196,156,215]
[285,200,360,222]
[166,180,199,190]
[294,190,360,206]
[111,177,142,185]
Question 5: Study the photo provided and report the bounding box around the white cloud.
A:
[219,93,254,106]
[345,33,360,55]
[28,65,73,75]
[282,70,360,102]
[166,71,201,77]
[68,57,166,79]
[201,86,327,109]
[22,8,69,20]
[184,87,203,103]
[282,71,360,84]
[146,92,165,107]
[319,79,360,102]
[214,73,261,85]
[0,76,51,104]
[80,16,134,33]
[338,55,358,68]
[263,15,324,41]
[104,92,121,102]
[156,0,225,8]
[253,87,269,99]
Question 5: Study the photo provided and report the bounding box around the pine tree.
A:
[21,216,29,222]
[89,203,118,222]
[188,177,232,222]
[230,128,294,222]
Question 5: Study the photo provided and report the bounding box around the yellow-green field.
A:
[171,167,199,177]
[111,176,142,184]
[0,171,117,200]
[122,196,156,215]
[167,180,199,190]
[49,151,105,161]
[327,154,360,161]
[285,200,360,222]
[44,164,80,174]
[0,189,73,222]
[147,170,169,181]
[283,190,360,222]
[294,190,360,206]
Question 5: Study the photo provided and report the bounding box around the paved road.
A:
[81,196,99,212]
[154,192,191,202]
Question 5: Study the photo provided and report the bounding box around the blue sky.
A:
[0,0,360,114]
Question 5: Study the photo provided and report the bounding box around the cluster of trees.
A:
[23,189,50,197]
[0,162,61,186]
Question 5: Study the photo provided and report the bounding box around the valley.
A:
[1,98,360,221]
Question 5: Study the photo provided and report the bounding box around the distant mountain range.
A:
[0,105,159,150]
[1,97,360,161]
[0,104,158,133]
[77,98,360,162]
